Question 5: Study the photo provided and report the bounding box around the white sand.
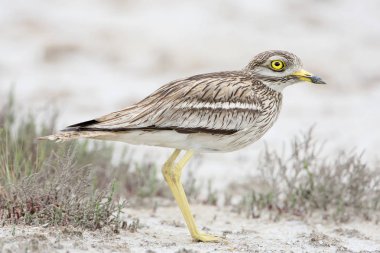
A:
[1,205,379,252]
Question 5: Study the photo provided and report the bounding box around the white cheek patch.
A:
[256,67,287,77]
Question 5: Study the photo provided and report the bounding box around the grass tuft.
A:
[0,93,126,230]
[1,149,124,230]
[233,129,380,221]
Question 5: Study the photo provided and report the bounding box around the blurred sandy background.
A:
[0,0,379,188]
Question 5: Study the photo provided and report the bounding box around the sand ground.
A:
[1,204,379,253]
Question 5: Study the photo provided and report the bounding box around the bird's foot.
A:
[192,232,223,243]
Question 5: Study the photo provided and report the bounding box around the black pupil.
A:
[274,62,281,67]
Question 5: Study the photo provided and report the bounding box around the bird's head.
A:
[245,50,326,92]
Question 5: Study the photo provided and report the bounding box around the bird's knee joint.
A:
[162,164,181,183]
[162,164,172,179]
[171,167,182,182]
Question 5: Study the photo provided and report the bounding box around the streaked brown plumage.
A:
[41,50,325,242]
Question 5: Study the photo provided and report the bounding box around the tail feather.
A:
[38,131,112,142]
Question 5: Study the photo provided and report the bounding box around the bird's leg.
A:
[162,149,220,242]
[171,150,221,242]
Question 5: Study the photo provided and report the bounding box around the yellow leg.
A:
[162,149,220,242]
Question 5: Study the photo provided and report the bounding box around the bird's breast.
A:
[226,92,283,150]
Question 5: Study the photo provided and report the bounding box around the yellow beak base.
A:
[292,69,326,84]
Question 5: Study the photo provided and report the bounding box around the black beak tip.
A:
[311,76,326,84]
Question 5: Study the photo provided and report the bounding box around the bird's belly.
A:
[95,130,257,152]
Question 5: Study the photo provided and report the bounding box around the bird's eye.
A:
[270,60,286,71]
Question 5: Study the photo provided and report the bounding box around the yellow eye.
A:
[270,60,286,71]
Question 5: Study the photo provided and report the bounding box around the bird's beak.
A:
[291,69,326,84]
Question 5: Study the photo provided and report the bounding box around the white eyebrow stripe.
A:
[177,101,258,111]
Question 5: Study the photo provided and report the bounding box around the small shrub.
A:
[233,129,380,221]
[0,93,126,229]
[0,149,124,230]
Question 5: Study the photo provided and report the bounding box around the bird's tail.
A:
[38,131,111,142]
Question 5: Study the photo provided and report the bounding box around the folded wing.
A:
[64,71,262,135]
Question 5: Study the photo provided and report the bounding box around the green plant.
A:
[0,93,126,229]
[233,129,380,222]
